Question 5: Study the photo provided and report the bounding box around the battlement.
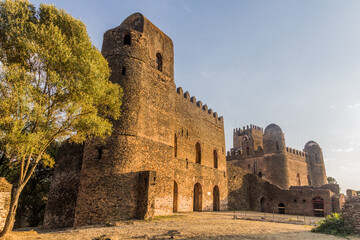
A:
[286,147,307,157]
[233,124,263,135]
[176,87,223,122]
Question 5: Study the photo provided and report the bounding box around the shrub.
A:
[311,213,353,237]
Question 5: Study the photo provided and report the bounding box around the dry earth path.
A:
[5,211,360,240]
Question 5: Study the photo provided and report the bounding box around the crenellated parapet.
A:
[286,147,307,157]
[233,124,263,135]
[176,87,224,123]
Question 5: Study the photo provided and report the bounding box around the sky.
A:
[29,0,360,192]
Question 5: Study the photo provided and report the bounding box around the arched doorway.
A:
[278,203,285,214]
[258,172,263,178]
[312,196,324,217]
[260,197,265,212]
[173,181,178,212]
[193,183,202,211]
[213,185,220,211]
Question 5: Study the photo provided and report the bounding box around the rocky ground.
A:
[5,211,360,240]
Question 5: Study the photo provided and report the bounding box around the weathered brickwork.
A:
[0,178,11,231]
[342,196,360,234]
[45,13,227,228]
[227,123,327,189]
[43,142,84,228]
[227,164,343,217]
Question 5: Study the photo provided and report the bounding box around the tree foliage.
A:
[0,0,122,235]
[327,177,338,185]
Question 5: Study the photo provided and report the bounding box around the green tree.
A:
[0,0,122,235]
[327,177,338,184]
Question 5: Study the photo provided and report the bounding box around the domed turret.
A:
[304,141,327,186]
[261,124,289,189]
[263,124,286,154]
[264,124,283,134]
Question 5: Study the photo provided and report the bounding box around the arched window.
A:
[213,150,218,169]
[296,173,301,186]
[276,141,279,150]
[258,172,263,178]
[123,34,131,45]
[195,142,201,164]
[156,53,163,71]
[174,134,177,157]
[246,147,250,155]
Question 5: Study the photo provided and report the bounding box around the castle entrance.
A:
[173,181,178,212]
[260,197,265,212]
[193,183,202,211]
[213,185,220,211]
[312,196,324,217]
[278,203,285,214]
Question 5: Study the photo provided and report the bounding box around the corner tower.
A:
[304,141,327,186]
[73,13,176,226]
[262,124,290,189]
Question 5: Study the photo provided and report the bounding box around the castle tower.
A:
[304,141,327,187]
[73,13,176,226]
[262,124,290,189]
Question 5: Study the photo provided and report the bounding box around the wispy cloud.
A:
[331,147,354,153]
[201,71,210,77]
[330,105,336,109]
[348,103,360,109]
[344,147,354,153]
[331,148,343,152]
[184,5,190,12]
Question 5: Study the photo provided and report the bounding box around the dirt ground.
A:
[4,211,360,240]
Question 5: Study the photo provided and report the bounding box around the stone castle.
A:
[34,12,351,228]
[227,124,327,189]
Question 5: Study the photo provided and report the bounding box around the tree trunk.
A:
[0,186,22,237]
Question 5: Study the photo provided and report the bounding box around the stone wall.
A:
[227,163,337,216]
[0,178,12,231]
[43,142,84,228]
[342,196,360,234]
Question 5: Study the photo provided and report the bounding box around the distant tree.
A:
[0,0,122,236]
[327,177,338,184]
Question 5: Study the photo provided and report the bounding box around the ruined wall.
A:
[0,178,11,231]
[227,163,249,210]
[227,164,335,216]
[342,196,360,234]
[43,142,84,228]
[346,189,358,197]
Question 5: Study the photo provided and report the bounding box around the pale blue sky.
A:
[30,0,360,192]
